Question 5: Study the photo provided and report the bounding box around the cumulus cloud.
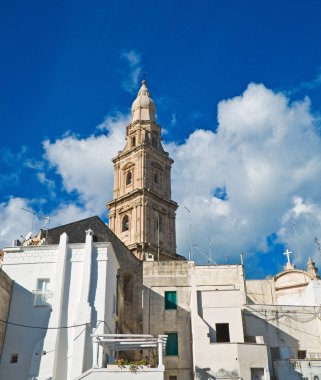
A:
[0,113,129,249]
[166,83,321,269]
[121,50,142,94]
[2,82,321,276]
[43,113,129,214]
[0,197,35,247]
[0,197,95,248]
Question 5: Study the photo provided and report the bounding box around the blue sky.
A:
[1,0,321,278]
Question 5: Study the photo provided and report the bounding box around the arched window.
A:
[126,171,132,185]
[131,136,136,147]
[122,215,129,232]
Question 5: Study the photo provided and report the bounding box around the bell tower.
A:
[107,80,178,261]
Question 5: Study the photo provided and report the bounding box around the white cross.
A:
[283,249,292,264]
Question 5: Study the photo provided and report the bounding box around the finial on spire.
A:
[307,256,320,279]
[131,78,156,122]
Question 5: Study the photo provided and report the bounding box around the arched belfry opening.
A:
[122,215,129,232]
[107,80,178,261]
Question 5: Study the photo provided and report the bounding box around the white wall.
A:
[0,233,119,380]
[190,265,269,379]
[74,366,164,380]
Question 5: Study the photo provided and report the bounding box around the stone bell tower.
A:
[107,80,178,261]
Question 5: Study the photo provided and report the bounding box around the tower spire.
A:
[108,80,178,261]
[131,80,156,122]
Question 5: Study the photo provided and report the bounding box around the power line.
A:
[0,318,102,330]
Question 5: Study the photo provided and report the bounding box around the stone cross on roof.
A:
[283,248,295,270]
[283,249,292,265]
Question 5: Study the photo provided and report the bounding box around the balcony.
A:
[74,334,167,380]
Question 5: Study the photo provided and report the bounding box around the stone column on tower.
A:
[107,80,178,261]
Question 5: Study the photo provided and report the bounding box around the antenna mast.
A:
[289,220,303,267]
[314,237,321,257]
[21,208,51,234]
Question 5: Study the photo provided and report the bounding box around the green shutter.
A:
[166,333,178,356]
[165,291,177,310]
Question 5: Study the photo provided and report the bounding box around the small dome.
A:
[131,80,156,122]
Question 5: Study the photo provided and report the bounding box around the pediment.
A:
[274,269,312,290]
[122,162,135,171]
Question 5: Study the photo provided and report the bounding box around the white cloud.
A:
[43,113,129,215]
[290,66,321,94]
[121,50,142,94]
[0,197,95,248]
[2,82,321,275]
[166,83,321,268]
[0,197,37,247]
[0,113,129,249]
[37,172,56,196]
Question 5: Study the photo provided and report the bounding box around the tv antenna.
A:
[193,243,217,265]
[314,237,321,257]
[183,205,193,260]
[21,208,50,234]
[289,219,303,268]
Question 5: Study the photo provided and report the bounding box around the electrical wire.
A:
[244,309,321,338]
[0,318,103,330]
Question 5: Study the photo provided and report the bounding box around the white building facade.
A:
[143,259,321,380]
[0,228,119,380]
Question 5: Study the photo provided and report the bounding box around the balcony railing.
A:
[91,334,168,369]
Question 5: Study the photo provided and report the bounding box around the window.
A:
[113,295,117,314]
[131,136,136,147]
[34,279,51,306]
[156,215,163,232]
[169,376,177,380]
[250,368,264,379]
[122,215,129,232]
[216,323,230,343]
[154,172,159,184]
[152,136,157,148]
[10,353,18,363]
[126,171,132,185]
[298,350,307,359]
[270,347,280,360]
[165,291,177,310]
[166,333,178,356]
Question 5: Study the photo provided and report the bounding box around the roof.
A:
[45,216,141,267]
[46,216,113,244]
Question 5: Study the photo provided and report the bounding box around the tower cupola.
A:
[131,80,156,122]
